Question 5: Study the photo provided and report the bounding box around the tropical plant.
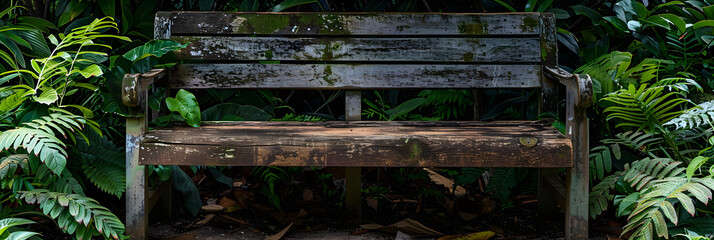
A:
[17,189,125,240]
[0,217,39,240]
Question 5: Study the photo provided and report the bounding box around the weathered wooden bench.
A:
[123,12,592,240]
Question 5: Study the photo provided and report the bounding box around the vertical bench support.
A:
[124,74,148,240]
[538,76,560,219]
[345,90,362,223]
[544,66,592,240]
[123,69,169,239]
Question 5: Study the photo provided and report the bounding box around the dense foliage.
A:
[0,0,713,239]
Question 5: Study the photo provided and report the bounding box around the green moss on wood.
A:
[463,52,474,62]
[521,16,539,32]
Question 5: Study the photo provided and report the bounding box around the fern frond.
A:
[666,100,714,130]
[0,89,31,114]
[0,154,29,179]
[76,129,124,197]
[34,165,84,195]
[83,159,124,198]
[0,128,67,174]
[603,79,695,132]
[589,172,620,218]
[17,189,125,240]
[603,131,663,153]
[418,90,473,119]
[622,177,714,240]
[485,168,516,202]
[0,111,94,175]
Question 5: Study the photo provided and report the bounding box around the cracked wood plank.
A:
[170,64,541,89]
[166,12,543,36]
[172,36,541,63]
[139,121,571,168]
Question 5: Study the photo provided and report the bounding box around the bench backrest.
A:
[154,12,557,90]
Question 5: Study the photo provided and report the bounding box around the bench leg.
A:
[538,168,559,219]
[565,98,589,240]
[126,117,148,239]
[344,90,362,224]
[345,167,361,223]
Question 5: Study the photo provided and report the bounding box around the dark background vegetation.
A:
[0,0,713,239]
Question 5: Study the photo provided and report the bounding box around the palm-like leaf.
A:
[0,110,97,175]
[602,78,699,132]
[17,189,125,240]
[666,100,714,130]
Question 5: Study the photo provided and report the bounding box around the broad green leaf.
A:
[240,0,260,11]
[643,15,670,30]
[57,0,89,27]
[604,16,629,33]
[0,72,20,85]
[269,0,318,12]
[0,34,25,68]
[172,166,202,216]
[617,192,640,216]
[7,231,40,240]
[0,218,36,235]
[702,5,714,19]
[659,14,686,34]
[686,156,708,181]
[238,105,271,121]
[570,5,602,25]
[17,16,58,33]
[63,105,93,118]
[693,20,714,29]
[73,64,103,78]
[121,40,187,62]
[535,0,553,12]
[385,98,427,121]
[98,0,116,18]
[34,86,58,105]
[548,8,570,19]
[166,89,201,127]
[524,0,537,12]
[492,0,516,12]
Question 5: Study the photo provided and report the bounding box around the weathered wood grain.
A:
[126,73,148,240]
[139,121,572,167]
[173,36,541,63]
[540,13,557,65]
[165,12,543,36]
[171,64,542,89]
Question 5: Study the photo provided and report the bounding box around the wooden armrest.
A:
[543,66,593,109]
[122,68,170,107]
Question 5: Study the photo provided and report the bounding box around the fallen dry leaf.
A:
[438,231,495,240]
[458,211,478,221]
[200,204,224,213]
[367,197,379,211]
[361,218,443,237]
[265,223,293,240]
[424,168,466,197]
[303,188,314,202]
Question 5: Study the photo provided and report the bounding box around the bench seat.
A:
[140,121,571,167]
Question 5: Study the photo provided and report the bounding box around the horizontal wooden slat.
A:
[164,12,543,36]
[171,64,542,89]
[173,36,541,63]
[139,121,571,167]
